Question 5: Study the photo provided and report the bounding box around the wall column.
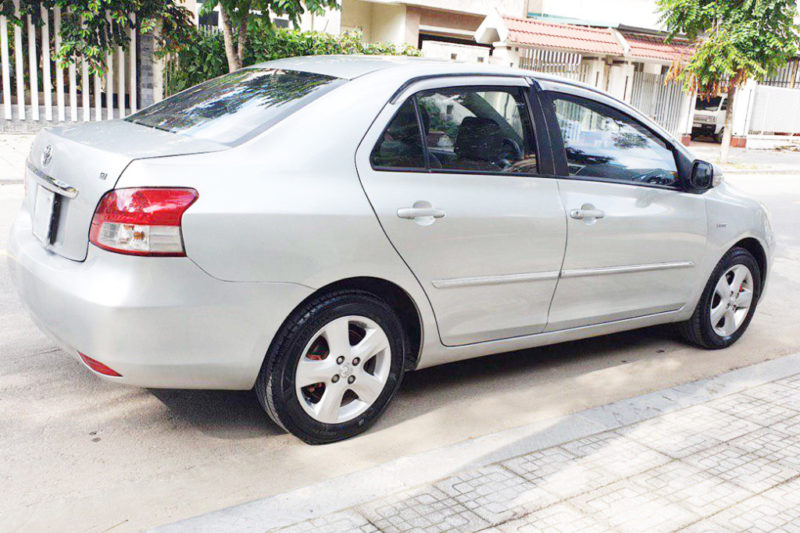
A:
[491,44,521,68]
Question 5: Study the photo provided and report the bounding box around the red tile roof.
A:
[624,33,695,63]
[502,17,623,55]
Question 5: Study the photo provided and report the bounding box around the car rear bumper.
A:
[8,206,312,390]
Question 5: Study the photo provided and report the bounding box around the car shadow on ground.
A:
[148,388,284,439]
[146,324,680,439]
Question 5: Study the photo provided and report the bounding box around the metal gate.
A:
[0,3,137,125]
[629,71,684,135]
[519,48,590,83]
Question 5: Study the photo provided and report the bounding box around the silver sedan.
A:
[8,56,774,443]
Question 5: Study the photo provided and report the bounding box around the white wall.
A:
[528,0,663,30]
[421,41,490,63]
[371,3,408,45]
[300,7,342,34]
[341,0,375,40]
[341,0,409,45]
[405,0,525,17]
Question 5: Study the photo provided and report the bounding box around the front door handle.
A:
[570,208,605,220]
[397,207,446,220]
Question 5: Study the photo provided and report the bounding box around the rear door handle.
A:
[570,208,605,220]
[397,207,446,219]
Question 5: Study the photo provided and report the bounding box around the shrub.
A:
[164,26,421,95]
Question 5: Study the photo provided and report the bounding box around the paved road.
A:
[2,169,800,532]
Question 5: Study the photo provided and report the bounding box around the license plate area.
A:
[32,185,61,245]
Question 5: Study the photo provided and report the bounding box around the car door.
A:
[540,85,708,331]
[356,77,566,346]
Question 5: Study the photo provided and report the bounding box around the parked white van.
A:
[692,96,728,143]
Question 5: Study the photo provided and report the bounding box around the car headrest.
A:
[455,117,503,162]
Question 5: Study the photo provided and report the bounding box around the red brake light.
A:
[89,188,198,256]
[79,353,122,377]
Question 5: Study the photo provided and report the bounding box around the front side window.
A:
[418,87,537,174]
[127,68,342,145]
[552,94,679,187]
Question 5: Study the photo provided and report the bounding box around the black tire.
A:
[255,290,407,444]
[714,130,724,143]
[679,247,761,349]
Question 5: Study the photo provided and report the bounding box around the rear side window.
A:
[127,68,343,145]
[551,94,679,187]
[370,99,425,170]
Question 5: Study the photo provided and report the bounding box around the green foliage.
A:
[0,0,194,75]
[200,0,341,71]
[657,0,800,94]
[164,26,420,96]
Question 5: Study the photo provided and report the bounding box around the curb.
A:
[152,351,800,533]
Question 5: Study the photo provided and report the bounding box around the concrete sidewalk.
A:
[156,352,800,533]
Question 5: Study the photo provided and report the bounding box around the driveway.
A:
[2,139,800,532]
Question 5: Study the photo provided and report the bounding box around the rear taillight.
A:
[89,188,198,256]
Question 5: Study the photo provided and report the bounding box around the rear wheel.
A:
[679,247,761,349]
[256,290,406,444]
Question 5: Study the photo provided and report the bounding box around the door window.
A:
[417,87,537,174]
[551,94,679,187]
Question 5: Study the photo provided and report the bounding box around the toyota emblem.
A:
[41,144,53,166]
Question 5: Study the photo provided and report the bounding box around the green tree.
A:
[658,0,800,162]
[163,27,420,95]
[0,0,194,74]
[200,0,340,72]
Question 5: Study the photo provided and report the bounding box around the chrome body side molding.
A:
[561,261,695,279]
[432,271,560,289]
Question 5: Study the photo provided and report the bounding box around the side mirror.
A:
[689,160,715,191]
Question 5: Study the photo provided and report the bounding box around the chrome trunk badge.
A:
[41,144,53,166]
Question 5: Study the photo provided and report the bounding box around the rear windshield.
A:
[126,68,342,145]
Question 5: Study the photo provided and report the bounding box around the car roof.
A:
[253,54,589,87]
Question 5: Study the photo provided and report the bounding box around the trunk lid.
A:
[25,120,227,261]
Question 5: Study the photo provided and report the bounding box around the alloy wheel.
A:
[709,264,754,337]
[295,315,391,424]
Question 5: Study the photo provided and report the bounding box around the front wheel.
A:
[679,247,761,349]
[256,290,407,444]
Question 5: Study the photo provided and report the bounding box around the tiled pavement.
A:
[273,373,800,533]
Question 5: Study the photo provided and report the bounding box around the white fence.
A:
[629,71,685,136]
[0,4,137,124]
[748,84,800,136]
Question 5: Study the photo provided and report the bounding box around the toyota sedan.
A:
[9,56,774,443]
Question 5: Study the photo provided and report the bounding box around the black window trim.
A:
[544,90,687,192]
[371,84,550,179]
